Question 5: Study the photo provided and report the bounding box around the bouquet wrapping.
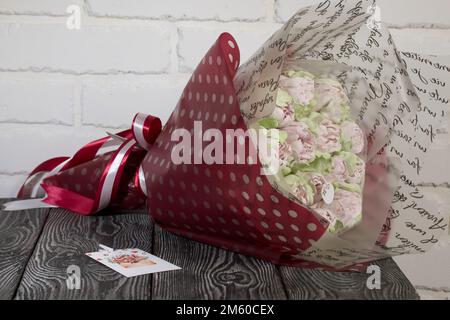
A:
[5,0,449,271]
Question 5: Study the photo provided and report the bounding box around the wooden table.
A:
[0,199,419,300]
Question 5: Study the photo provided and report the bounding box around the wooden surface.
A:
[0,198,420,300]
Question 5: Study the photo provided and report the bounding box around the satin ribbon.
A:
[3,113,161,215]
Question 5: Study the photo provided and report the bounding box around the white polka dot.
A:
[223,76,228,85]
[263,234,272,240]
[221,114,227,123]
[242,175,249,184]
[228,40,235,48]
[288,210,298,218]
[204,112,210,121]
[218,217,226,224]
[216,56,222,65]
[260,221,269,229]
[231,115,237,125]
[256,176,263,186]
[216,187,223,196]
[206,74,211,84]
[228,189,236,197]
[212,93,217,103]
[307,223,317,232]
[270,195,279,203]
[257,208,266,216]
[208,56,213,65]
[246,220,254,227]
[294,237,302,244]
[203,201,210,209]
[217,170,223,179]
[278,235,287,242]
[213,113,218,121]
[180,108,186,117]
[232,219,240,226]
[256,193,264,202]
[214,74,220,84]
[241,191,249,200]
[229,205,237,213]
[228,53,234,63]
[275,223,284,230]
[216,203,224,211]
[198,74,202,83]
[243,206,251,214]
[291,224,299,232]
[81,168,87,176]
[189,110,194,119]
[229,172,236,181]
[220,94,225,104]
[272,209,281,217]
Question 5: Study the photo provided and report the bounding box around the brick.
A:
[275,0,450,27]
[81,75,187,128]
[275,0,324,22]
[0,78,74,124]
[417,289,450,300]
[0,0,75,16]
[178,23,280,71]
[391,29,450,56]
[0,124,105,174]
[0,24,171,74]
[86,0,267,21]
[0,174,28,197]
[377,0,450,27]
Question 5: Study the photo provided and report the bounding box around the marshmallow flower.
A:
[257,69,366,234]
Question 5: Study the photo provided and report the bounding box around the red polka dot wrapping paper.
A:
[142,33,333,270]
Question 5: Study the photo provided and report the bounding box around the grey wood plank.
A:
[0,198,50,300]
[152,225,287,300]
[280,258,419,300]
[15,207,154,300]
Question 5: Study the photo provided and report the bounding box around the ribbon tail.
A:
[2,198,57,211]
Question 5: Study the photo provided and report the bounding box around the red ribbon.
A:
[8,113,162,215]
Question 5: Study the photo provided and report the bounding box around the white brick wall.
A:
[0,0,449,299]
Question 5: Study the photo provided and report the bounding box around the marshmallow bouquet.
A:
[6,0,449,271]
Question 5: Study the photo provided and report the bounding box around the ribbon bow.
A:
[3,113,161,215]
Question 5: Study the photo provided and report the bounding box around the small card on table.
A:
[86,246,180,277]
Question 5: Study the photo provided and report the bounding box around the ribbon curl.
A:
[3,113,161,215]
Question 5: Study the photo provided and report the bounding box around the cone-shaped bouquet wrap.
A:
[6,0,450,271]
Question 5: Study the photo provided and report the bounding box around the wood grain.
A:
[280,258,420,300]
[1,197,419,300]
[152,225,287,300]
[15,208,154,300]
[0,198,50,300]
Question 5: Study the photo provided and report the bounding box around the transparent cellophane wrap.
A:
[144,0,450,271]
